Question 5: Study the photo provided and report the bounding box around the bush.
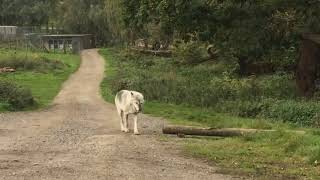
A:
[107,57,297,106]
[0,56,65,72]
[172,40,207,65]
[215,100,269,118]
[256,73,296,99]
[0,80,35,110]
[108,66,294,106]
[261,100,320,127]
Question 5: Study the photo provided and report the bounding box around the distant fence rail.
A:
[0,25,63,42]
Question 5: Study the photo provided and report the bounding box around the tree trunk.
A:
[296,34,320,97]
[238,56,248,76]
[162,125,305,137]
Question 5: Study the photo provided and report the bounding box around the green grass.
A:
[98,48,320,127]
[0,49,80,110]
[100,48,117,103]
[99,48,320,179]
[99,48,291,129]
[143,101,294,129]
[183,131,320,179]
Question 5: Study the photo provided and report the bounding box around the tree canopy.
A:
[1,0,320,62]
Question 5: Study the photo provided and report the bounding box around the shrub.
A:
[0,56,65,72]
[172,40,207,65]
[257,73,297,99]
[215,100,269,118]
[311,114,320,128]
[107,59,297,107]
[261,100,320,126]
[0,80,35,110]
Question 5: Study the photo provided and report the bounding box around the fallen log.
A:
[130,48,172,57]
[0,67,16,73]
[162,125,305,137]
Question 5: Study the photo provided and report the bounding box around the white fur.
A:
[115,90,144,135]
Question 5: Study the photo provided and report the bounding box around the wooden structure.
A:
[41,34,95,54]
[296,34,320,97]
[0,26,22,41]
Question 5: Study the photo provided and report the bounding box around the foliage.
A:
[104,0,126,44]
[120,0,320,70]
[57,0,110,45]
[99,48,320,127]
[0,49,80,111]
[172,40,207,64]
[3,0,320,59]
[0,80,34,110]
[0,0,56,26]
[0,56,65,72]
[261,100,320,127]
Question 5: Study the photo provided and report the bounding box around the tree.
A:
[0,0,55,26]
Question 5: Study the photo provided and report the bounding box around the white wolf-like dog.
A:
[115,90,144,135]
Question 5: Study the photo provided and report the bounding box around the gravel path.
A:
[0,49,239,180]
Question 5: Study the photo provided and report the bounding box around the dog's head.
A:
[130,91,144,113]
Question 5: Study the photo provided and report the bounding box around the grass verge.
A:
[99,48,320,179]
[0,49,80,111]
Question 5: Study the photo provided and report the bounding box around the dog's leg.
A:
[119,110,125,132]
[123,113,129,133]
[133,114,140,135]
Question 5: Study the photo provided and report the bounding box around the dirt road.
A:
[0,49,238,180]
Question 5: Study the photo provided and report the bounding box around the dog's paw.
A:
[134,131,140,135]
[124,128,130,133]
